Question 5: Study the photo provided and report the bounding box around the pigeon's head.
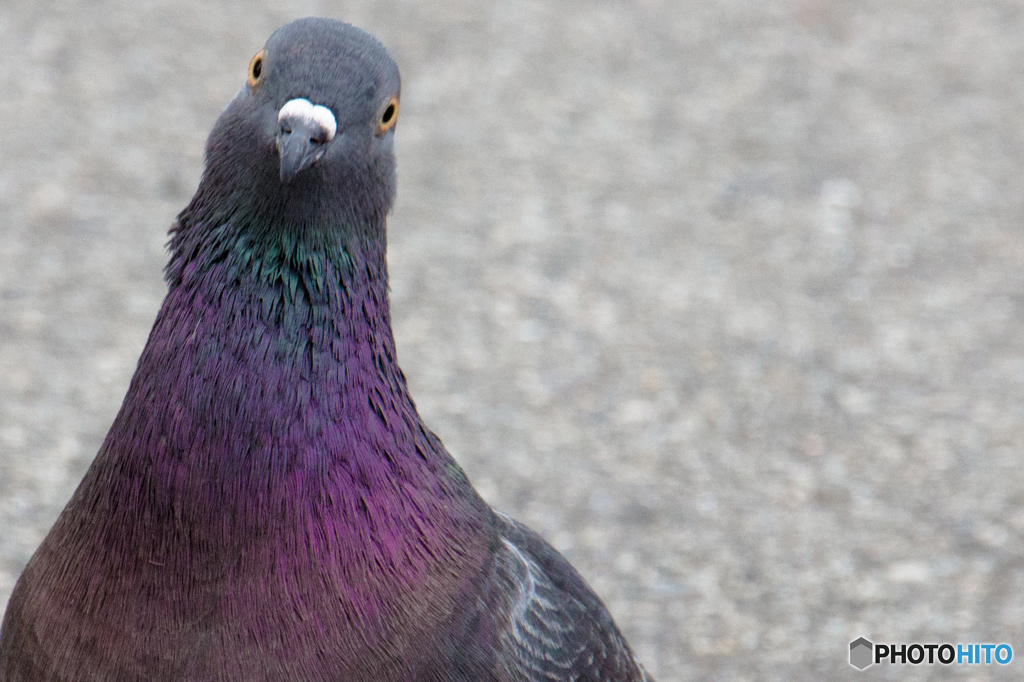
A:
[202,18,401,224]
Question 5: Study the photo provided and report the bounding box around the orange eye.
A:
[247,50,265,88]
[376,95,399,136]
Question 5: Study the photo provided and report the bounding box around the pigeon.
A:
[0,18,654,682]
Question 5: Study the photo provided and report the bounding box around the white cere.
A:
[277,98,337,141]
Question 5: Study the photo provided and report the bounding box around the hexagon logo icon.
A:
[850,637,874,670]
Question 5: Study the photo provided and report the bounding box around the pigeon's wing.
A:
[487,512,653,682]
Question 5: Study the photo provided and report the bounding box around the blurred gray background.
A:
[2,1,1023,680]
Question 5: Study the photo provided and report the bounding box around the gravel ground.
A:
[3,1,1024,680]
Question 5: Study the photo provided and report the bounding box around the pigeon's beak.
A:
[276,98,338,183]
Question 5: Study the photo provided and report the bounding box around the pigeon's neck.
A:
[146,218,409,471]
[89,212,485,539]
[176,213,388,377]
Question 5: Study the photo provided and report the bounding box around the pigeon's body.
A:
[0,18,652,682]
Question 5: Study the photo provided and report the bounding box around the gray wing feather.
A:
[491,512,652,682]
